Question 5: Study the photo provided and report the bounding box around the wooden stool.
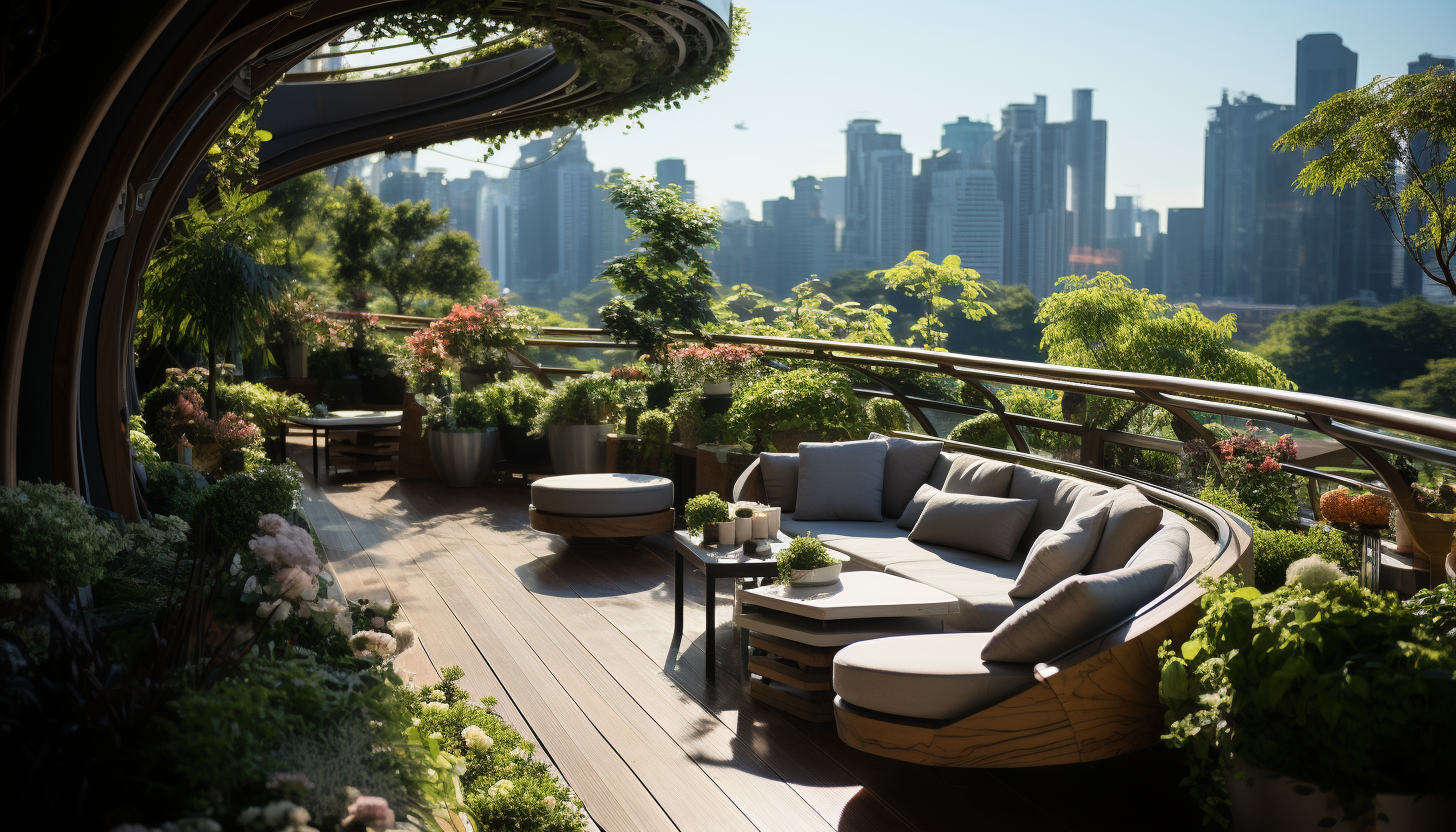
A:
[529,473,675,539]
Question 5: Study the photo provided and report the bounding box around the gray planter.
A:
[547,423,610,474]
[426,426,499,487]
[1228,761,1455,832]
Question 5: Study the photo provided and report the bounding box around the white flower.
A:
[230,554,243,576]
[411,717,421,727]
[1286,556,1346,588]
[488,779,513,797]
[510,747,530,760]
[428,731,443,740]
[423,701,448,712]
[543,796,557,811]
[462,725,494,752]
[242,575,261,595]
[262,800,298,827]
[428,688,445,701]
[256,598,292,622]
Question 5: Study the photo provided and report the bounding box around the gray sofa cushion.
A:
[888,553,1030,631]
[530,473,673,516]
[793,440,888,521]
[871,433,943,518]
[1007,467,1108,552]
[980,555,1176,663]
[758,452,800,512]
[779,514,905,543]
[821,534,974,572]
[833,632,1038,721]
[1073,485,1165,574]
[1125,524,1193,591]
[896,483,939,531]
[925,451,958,490]
[941,454,1016,498]
[909,492,1037,560]
[1010,504,1110,598]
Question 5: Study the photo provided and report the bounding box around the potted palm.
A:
[422,386,508,487]
[1160,574,1456,831]
[529,374,619,474]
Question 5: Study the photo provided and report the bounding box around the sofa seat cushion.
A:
[530,473,673,517]
[1008,467,1109,552]
[908,492,1037,560]
[779,514,905,543]
[820,535,973,572]
[833,632,1038,721]
[793,440,888,521]
[886,553,1031,632]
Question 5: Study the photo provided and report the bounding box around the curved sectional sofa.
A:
[733,434,1250,768]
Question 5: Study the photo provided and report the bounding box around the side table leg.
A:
[673,552,684,636]
[312,429,318,482]
[705,572,716,681]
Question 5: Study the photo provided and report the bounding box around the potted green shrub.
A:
[423,386,508,487]
[1160,575,1456,831]
[1,482,122,598]
[496,374,550,466]
[726,368,867,452]
[777,535,843,586]
[684,492,730,543]
[663,342,765,405]
[530,374,619,474]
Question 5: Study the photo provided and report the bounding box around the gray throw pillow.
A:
[925,452,958,490]
[980,556,1174,663]
[1008,466,1101,552]
[1009,504,1110,598]
[897,483,940,531]
[870,433,943,518]
[792,440,888,522]
[908,492,1038,560]
[1080,485,1166,574]
[758,453,800,512]
[941,454,1016,498]
[1125,524,1192,592]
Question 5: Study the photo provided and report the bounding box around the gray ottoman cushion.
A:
[531,473,673,517]
[834,632,1038,721]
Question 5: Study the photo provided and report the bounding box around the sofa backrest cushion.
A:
[1071,484,1165,574]
[793,440,888,522]
[980,554,1174,663]
[897,483,940,531]
[1007,467,1108,552]
[1125,524,1192,591]
[870,433,944,518]
[758,453,800,512]
[1009,504,1110,598]
[942,455,1016,499]
[925,452,958,490]
[908,492,1038,560]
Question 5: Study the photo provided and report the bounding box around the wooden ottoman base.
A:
[528,507,674,539]
[747,632,839,722]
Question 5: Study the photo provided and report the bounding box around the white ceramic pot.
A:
[714,520,738,547]
[734,516,753,542]
[750,512,769,539]
[764,506,781,538]
[790,562,842,586]
[1228,761,1455,832]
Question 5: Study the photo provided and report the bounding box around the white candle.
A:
[715,520,737,547]
[751,512,769,539]
[765,506,781,538]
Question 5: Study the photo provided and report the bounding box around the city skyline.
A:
[401,0,1453,224]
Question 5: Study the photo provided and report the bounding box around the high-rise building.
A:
[476,175,511,284]
[554,138,598,295]
[591,167,634,273]
[1295,34,1358,118]
[994,95,1070,298]
[1066,89,1107,270]
[911,148,963,253]
[379,170,426,206]
[925,167,1003,283]
[941,117,995,168]
[1163,208,1204,301]
[422,168,448,209]
[655,158,695,203]
[1105,196,1154,289]
[446,171,488,239]
[844,119,912,266]
[720,201,750,224]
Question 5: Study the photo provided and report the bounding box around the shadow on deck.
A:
[294,445,1204,832]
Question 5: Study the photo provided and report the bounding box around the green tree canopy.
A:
[945,283,1044,362]
[331,179,385,308]
[1255,296,1456,400]
[265,170,335,273]
[1275,67,1456,294]
[869,251,995,351]
[596,175,722,356]
[1376,358,1456,416]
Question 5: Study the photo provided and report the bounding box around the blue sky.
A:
[415,0,1455,225]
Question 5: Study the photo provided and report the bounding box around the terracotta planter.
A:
[426,427,499,488]
[1227,761,1455,831]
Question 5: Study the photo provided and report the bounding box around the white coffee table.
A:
[734,571,959,721]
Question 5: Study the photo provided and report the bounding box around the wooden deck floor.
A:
[295,446,1204,832]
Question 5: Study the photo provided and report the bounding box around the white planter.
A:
[790,562,842,586]
[1228,761,1455,832]
[714,520,738,547]
[546,423,610,474]
[734,516,753,542]
[427,427,499,488]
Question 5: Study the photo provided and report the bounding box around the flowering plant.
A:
[160,388,262,457]
[663,342,764,389]
[399,296,537,392]
[1197,421,1298,527]
[0,481,122,587]
[270,282,350,349]
[229,514,350,648]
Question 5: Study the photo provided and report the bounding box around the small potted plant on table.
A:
[777,535,843,586]
[685,492,731,544]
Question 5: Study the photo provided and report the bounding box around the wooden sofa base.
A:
[833,604,1201,767]
[528,507,675,539]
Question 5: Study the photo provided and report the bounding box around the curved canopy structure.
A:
[1,0,731,519]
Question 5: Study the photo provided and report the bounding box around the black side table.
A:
[671,530,783,680]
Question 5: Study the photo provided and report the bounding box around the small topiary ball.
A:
[1286,556,1346,588]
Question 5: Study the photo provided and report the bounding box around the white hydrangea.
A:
[462,725,494,752]
[423,700,448,712]
[1286,556,1346,588]
[388,619,417,653]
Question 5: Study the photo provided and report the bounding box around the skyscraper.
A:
[1066,89,1107,270]
[1295,34,1358,118]
[926,168,1003,283]
[655,158,695,203]
[1163,208,1204,301]
[591,167,634,273]
[554,136,598,295]
[994,95,1070,298]
[911,148,963,253]
[476,175,511,284]
[941,117,995,168]
[507,130,600,303]
[844,119,912,266]
[446,171,488,239]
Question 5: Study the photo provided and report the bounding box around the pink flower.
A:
[274,565,318,600]
[1259,456,1281,473]
[371,616,387,630]
[342,795,395,830]
[1244,463,1255,470]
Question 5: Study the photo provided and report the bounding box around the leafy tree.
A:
[1255,296,1456,400]
[945,283,1044,361]
[1376,358,1456,416]
[331,179,385,308]
[266,170,334,272]
[137,189,285,417]
[869,251,995,351]
[373,200,449,312]
[1275,67,1456,294]
[596,175,721,356]
[720,279,895,344]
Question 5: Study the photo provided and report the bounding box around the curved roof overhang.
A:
[0,0,730,518]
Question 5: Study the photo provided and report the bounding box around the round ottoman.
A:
[529,473,675,539]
